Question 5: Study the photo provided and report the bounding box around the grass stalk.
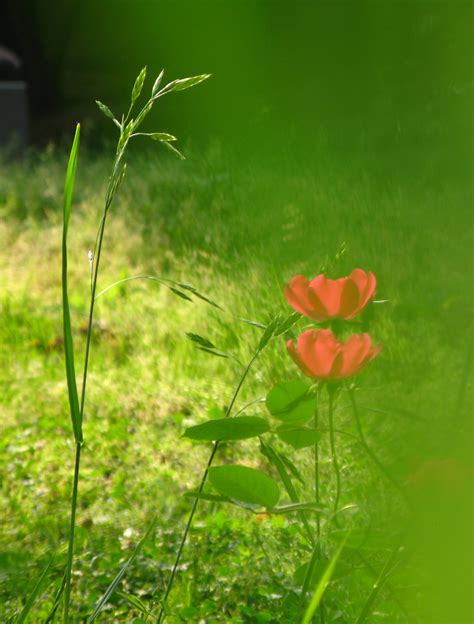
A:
[63,443,82,622]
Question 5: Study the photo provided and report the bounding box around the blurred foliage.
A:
[1,0,472,173]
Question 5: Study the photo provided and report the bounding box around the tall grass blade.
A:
[301,539,346,624]
[87,516,157,622]
[62,123,82,443]
[16,556,54,623]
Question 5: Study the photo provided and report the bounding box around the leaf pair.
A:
[266,380,320,450]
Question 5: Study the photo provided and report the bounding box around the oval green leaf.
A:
[266,381,315,424]
[209,465,280,508]
[184,416,269,441]
[277,428,321,450]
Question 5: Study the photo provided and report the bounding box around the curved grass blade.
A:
[62,123,82,443]
[260,440,313,545]
[301,539,346,624]
[16,556,54,623]
[87,516,157,622]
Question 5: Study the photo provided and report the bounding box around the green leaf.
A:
[209,465,280,508]
[168,287,193,301]
[146,132,177,142]
[258,315,281,351]
[238,317,267,330]
[62,124,82,443]
[196,347,230,359]
[185,333,215,349]
[184,416,269,441]
[161,140,186,160]
[162,73,211,94]
[177,282,223,309]
[301,540,346,624]
[259,441,313,545]
[277,427,321,450]
[95,100,115,120]
[131,66,147,105]
[295,560,325,588]
[272,503,324,515]
[274,311,301,336]
[279,451,306,485]
[266,380,315,424]
[152,68,165,97]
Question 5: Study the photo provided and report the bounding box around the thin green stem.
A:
[327,387,341,521]
[313,393,325,624]
[314,397,321,543]
[79,211,109,415]
[347,387,408,502]
[155,351,260,623]
[63,442,82,623]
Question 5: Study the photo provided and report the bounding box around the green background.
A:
[32,1,471,173]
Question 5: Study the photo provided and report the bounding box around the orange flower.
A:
[287,329,381,381]
[284,269,376,321]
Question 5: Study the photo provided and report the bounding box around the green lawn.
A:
[0,140,472,622]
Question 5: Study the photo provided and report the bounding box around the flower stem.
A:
[327,386,341,521]
[155,351,260,623]
[313,393,325,624]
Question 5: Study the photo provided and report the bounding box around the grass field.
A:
[0,135,472,622]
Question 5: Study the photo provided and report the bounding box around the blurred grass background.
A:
[0,1,472,622]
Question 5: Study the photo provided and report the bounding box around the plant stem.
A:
[347,387,407,501]
[63,442,82,623]
[155,351,260,623]
[313,393,325,624]
[314,395,321,543]
[80,210,109,414]
[327,386,341,521]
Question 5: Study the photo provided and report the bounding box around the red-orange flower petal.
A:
[284,269,377,321]
[284,275,327,320]
[287,329,381,381]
